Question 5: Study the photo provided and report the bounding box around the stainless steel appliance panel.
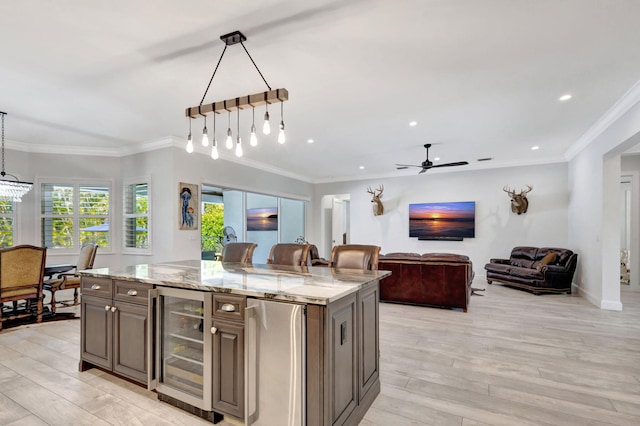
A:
[246,299,305,426]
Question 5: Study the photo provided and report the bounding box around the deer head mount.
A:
[367,185,384,216]
[503,185,532,215]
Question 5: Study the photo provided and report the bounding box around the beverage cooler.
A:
[148,287,213,410]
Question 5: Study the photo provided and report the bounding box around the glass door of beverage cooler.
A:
[153,287,212,410]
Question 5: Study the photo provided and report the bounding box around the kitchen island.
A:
[79,260,390,426]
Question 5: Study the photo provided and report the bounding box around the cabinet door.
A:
[328,293,357,425]
[358,282,379,402]
[212,318,244,419]
[113,301,148,384]
[81,295,112,370]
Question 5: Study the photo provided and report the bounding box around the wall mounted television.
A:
[409,201,475,240]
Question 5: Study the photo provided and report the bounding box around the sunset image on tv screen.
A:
[409,201,475,238]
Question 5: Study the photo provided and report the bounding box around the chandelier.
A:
[185,30,288,159]
[0,111,33,202]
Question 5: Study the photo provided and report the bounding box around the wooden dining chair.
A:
[44,243,98,314]
[0,244,47,331]
[266,243,312,267]
[329,244,381,271]
[220,242,257,264]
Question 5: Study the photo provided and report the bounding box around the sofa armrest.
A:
[489,258,510,265]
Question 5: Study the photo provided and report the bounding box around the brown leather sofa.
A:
[484,246,577,294]
[378,253,473,312]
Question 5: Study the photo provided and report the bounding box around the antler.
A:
[521,184,533,195]
[367,185,384,197]
[503,185,515,196]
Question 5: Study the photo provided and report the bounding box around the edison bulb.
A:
[211,140,219,160]
[235,137,243,157]
[278,122,285,144]
[263,111,271,135]
[250,125,258,146]
[201,127,209,147]
[186,134,194,153]
[226,128,233,149]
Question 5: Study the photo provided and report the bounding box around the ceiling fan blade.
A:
[430,161,469,168]
[395,164,423,168]
[418,168,428,174]
[396,166,409,170]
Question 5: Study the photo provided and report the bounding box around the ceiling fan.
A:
[396,144,469,174]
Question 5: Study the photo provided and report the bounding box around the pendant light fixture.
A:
[225,110,233,150]
[184,30,288,158]
[0,111,33,202]
[186,118,194,153]
[235,108,243,157]
[211,112,219,160]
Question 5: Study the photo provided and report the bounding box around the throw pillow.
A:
[536,252,557,271]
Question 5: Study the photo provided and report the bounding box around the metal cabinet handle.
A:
[91,284,101,290]
[111,306,117,313]
[210,326,218,334]
[105,305,111,311]
[127,289,138,296]
[220,303,236,312]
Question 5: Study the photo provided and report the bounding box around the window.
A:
[123,178,151,253]
[40,181,111,251]
[0,199,14,247]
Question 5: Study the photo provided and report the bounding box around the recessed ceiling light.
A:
[359,166,365,170]
[559,94,572,101]
[531,146,539,150]
[307,139,314,144]
[434,157,440,161]
[409,121,417,126]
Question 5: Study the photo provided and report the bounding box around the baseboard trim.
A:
[600,299,623,311]
[574,283,623,311]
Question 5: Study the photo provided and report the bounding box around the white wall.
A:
[568,97,640,310]
[15,150,122,269]
[312,163,569,277]
[13,144,313,269]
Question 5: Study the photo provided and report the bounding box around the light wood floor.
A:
[1,281,639,425]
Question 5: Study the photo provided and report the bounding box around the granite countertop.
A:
[79,260,391,305]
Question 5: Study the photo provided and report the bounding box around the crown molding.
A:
[170,137,314,183]
[564,79,640,161]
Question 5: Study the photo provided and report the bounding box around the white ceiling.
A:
[2,0,640,182]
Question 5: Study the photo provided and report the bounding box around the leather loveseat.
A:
[378,253,474,312]
[484,246,577,294]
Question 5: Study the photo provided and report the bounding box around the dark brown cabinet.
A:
[80,277,152,385]
[212,294,245,419]
[307,281,380,426]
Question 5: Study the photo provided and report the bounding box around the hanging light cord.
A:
[1,111,6,177]
[240,41,272,91]
[199,38,273,106]
[199,45,228,106]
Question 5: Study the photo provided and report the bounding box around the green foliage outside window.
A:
[43,184,110,249]
[202,203,224,253]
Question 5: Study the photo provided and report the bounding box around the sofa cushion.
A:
[502,265,544,280]
[536,252,557,271]
[538,247,573,265]
[485,263,511,274]
[421,253,470,263]
[381,252,421,259]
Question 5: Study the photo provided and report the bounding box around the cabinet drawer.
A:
[81,277,112,298]
[213,294,245,321]
[114,281,152,305]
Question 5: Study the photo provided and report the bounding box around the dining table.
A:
[44,263,75,279]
